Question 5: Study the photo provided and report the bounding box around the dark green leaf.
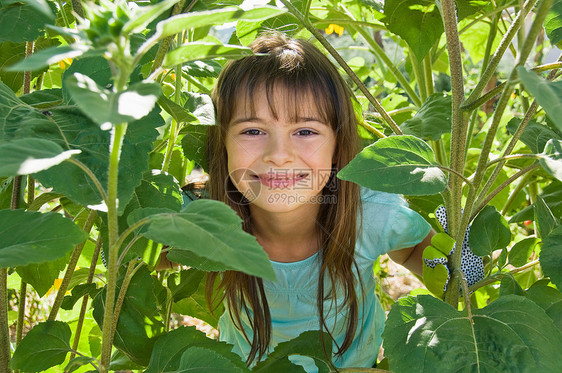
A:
[469,205,511,256]
[525,280,562,332]
[5,45,87,72]
[383,295,562,372]
[509,237,538,267]
[178,347,248,372]
[145,326,247,373]
[499,275,525,296]
[20,88,63,108]
[64,73,161,127]
[167,245,227,271]
[9,321,71,371]
[506,118,561,154]
[61,283,99,310]
[400,93,451,141]
[168,268,205,302]
[142,199,275,281]
[545,0,562,48]
[253,331,333,373]
[159,95,197,124]
[535,195,560,238]
[0,0,54,43]
[540,225,562,289]
[181,125,209,170]
[16,255,67,297]
[338,135,447,195]
[0,210,87,268]
[540,139,562,182]
[0,138,80,176]
[62,56,113,95]
[92,265,166,366]
[64,356,97,373]
[510,181,562,223]
[518,67,562,132]
[164,42,253,67]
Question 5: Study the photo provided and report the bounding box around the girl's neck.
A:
[250,204,321,263]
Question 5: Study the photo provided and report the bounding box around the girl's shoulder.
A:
[359,187,407,208]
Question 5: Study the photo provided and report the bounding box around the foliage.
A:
[0,0,561,372]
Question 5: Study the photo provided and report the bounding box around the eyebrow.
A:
[230,116,327,127]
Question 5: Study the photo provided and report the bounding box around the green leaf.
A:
[0,210,87,268]
[164,42,253,67]
[535,195,560,238]
[5,45,87,72]
[34,107,163,214]
[540,225,562,289]
[145,326,247,373]
[540,139,562,182]
[177,347,247,372]
[16,255,67,297]
[382,0,443,61]
[506,118,561,154]
[182,59,222,78]
[181,125,209,170]
[510,181,562,223]
[0,138,80,176]
[518,67,562,132]
[159,95,198,124]
[9,321,71,371]
[337,135,447,195]
[499,275,525,296]
[525,280,562,332]
[20,88,64,108]
[122,0,180,34]
[399,93,451,141]
[61,283,99,310]
[383,295,562,372]
[469,205,511,256]
[0,0,54,43]
[64,73,161,127]
[64,356,97,373]
[253,331,333,372]
[545,0,562,48]
[142,199,275,281]
[509,237,538,267]
[92,265,166,366]
[185,92,215,125]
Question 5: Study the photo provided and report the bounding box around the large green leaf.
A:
[16,255,68,297]
[34,107,163,214]
[0,209,87,268]
[177,347,248,372]
[509,237,538,267]
[0,0,54,43]
[5,45,88,72]
[506,118,561,154]
[252,331,333,373]
[383,295,562,372]
[540,225,562,289]
[145,326,247,373]
[141,199,275,281]
[338,135,447,195]
[510,181,562,223]
[9,321,71,371]
[64,73,161,127]
[535,195,560,238]
[545,0,562,48]
[92,265,166,366]
[518,67,562,132]
[164,42,253,67]
[181,124,209,170]
[399,93,452,141]
[525,280,562,332]
[540,139,562,182]
[0,138,80,176]
[469,205,511,256]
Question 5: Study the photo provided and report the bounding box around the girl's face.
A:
[225,85,336,214]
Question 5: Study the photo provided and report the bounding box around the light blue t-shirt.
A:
[218,188,431,371]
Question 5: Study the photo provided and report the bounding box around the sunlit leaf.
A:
[5,45,88,72]
[545,0,562,48]
[540,139,562,182]
[383,295,562,372]
[338,135,447,195]
[164,42,253,67]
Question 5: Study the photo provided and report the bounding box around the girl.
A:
[206,32,433,370]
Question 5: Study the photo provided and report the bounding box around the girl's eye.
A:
[242,129,263,136]
[296,129,317,136]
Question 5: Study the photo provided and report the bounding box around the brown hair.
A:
[206,32,361,364]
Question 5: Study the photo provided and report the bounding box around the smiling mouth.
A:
[253,173,308,188]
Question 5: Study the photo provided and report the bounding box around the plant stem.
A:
[99,121,128,373]
[502,170,534,215]
[0,269,10,373]
[279,0,402,134]
[110,261,142,344]
[409,51,427,103]
[440,0,470,307]
[70,236,102,361]
[469,259,541,292]
[48,210,97,321]
[423,53,434,98]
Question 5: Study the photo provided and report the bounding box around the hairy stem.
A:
[0,269,10,373]
[48,210,97,321]
[469,259,541,292]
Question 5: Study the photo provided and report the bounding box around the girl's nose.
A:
[262,134,295,166]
